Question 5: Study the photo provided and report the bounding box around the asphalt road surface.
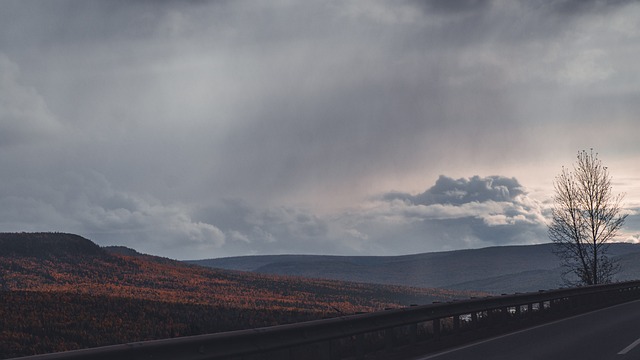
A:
[413,299,640,360]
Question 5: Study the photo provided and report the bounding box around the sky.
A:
[0,0,639,260]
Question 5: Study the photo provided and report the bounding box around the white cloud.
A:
[345,228,369,240]
[625,234,640,244]
[228,230,251,244]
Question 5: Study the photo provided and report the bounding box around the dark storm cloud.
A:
[0,0,639,258]
[383,175,526,206]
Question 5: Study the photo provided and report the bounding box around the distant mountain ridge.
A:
[189,243,640,294]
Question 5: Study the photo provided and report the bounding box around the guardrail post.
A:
[409,323,418,344]
[453,315,460,332]
[385,328,394,351]
[319,340,332,360]
[355,333,365,360]
[433,318,441,340]
[490,309,497,325]
[569,296,577,310]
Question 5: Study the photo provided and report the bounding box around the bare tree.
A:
[548,149,627,286]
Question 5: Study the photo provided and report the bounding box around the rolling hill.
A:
[189,243,640,294]
[0,232,483,359]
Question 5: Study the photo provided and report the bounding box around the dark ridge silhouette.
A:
[0,232,105,259]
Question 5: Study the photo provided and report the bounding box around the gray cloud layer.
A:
[1,0,639,258]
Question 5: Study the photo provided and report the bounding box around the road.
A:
[413,299,640,360]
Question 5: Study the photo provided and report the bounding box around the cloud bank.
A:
[348,175,549,254]
[189,175,549,257]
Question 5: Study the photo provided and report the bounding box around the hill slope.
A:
[0,233,482,358]
[189,243,640,294]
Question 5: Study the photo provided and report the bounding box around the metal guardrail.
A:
[11,280,640,360]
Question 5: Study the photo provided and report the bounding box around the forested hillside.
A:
[0,233,482,359]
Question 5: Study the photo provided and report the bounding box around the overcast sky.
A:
[1,0,639,259]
